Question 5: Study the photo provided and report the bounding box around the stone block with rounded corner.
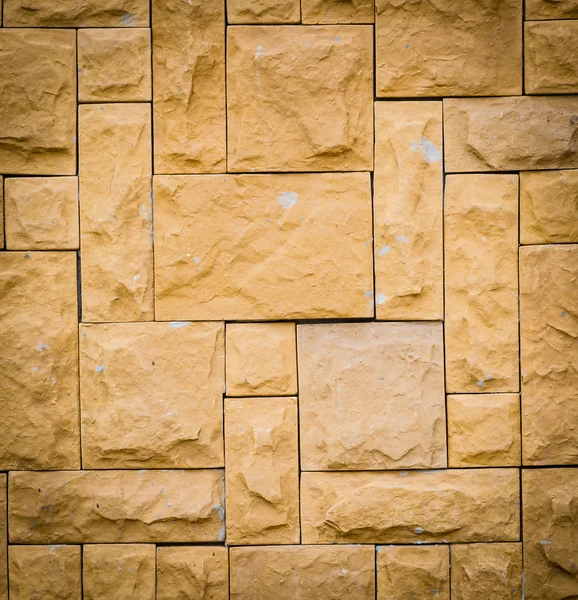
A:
[227,0,300,23]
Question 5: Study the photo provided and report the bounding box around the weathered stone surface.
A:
[301,469,520,544]
[298,322,446,470]
[227,25,373,172]
[520,170,578,244]
[154,174,373,320]
[0,178,4,249]
[0,30,76,175]
[302,0,374,23]
[526,0,578,19]
[520,245,578,465]
[376,0,522,97]
[444,96,578,172]
[4,177,79,250]
[226,323,297,396]
[0,252,79,470]
[523,468,578,600]
[230,545,375,599]
[152,0,225,173]
[9,469,224,543]
[79,103,153,322]
[84,544,155,600]
[78,29,151,102]
[374,101,443,320]
[0,475,6,600]
[447,394,521,468]
[227,0,300,23]
[445,174,519,393]
[451,543,523,600]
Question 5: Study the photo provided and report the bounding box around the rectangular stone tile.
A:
[520,245,578,464]
[79,103,153,322]
[0,475,6,600]
[374,101,443,319]
[302,0,374,23]
[445,174,519,393]
[9,470,224,543]
[0,252,79,470]
[154,174,373,320]
[152,0,225,173]
[301,469,520,544]
[0,178,4,249]
[526,0,578,19]
[227,0,300,23]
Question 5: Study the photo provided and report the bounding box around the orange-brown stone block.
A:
[0,178,4,249]
[302,0,374,23]
[227,0,300,23]
[0,475,6,600]
[525,0,578,19]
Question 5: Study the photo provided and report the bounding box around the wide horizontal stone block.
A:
[302,0,374,23]
[525,0,578,19]
[227,0,300,23]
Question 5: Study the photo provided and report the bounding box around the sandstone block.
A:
[302,0,374,23]
[227,0,300,23]
[298,322,446,470]
[0,178,4,249]
[9,469,224,543]
[374,101,443,320]
[227,25,373,172]
[301,469,520,544]
[0,475,6,600]
[0,30,76,175]
[444,96,578,172]
[445,174,519,393]
[520,245,578,464]
[154,174,373,320]
[79,103,153,322]
[526,0,578,19]
[152,0,225,173]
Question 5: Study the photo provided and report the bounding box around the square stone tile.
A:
[227,0,300,23]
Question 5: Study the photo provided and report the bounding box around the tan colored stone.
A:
[0,252,79,470]
[298,322,446,470]
[444,174,519,393]
[154,174,373,320]
[225,397,299,545]
[227,0,300,23]
[0,30,76,175]
[444,96,578,172]
[374,101,443,320]
[4,177,79,250]
[9,469,224,543]
[83,544,155,600]
[301,469,520,544]
[226,323,297,396]
[230,545,375,599]
[0,178,4,249]
[302,0,374,23]
[79,103,153,322]
[78,29,151,102]
[520,245,578,465]
[523,468,578,600]
[0,475,6,600]
[152,0,225,174]
[227,26,373,172]
[526,0,578,19]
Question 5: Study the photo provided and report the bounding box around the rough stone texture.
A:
[152,0,225,174]
[80,322,224,469]
[298,322,446,471]
[376,545,449,600]
[9,469,224,543]
[0,29,76,175]
[157,547,229,600]
[301,469,520,544]
[376,0,522,97]
[520,170,578,244]
[374,101,443,320]
[447,394,521,468]
[444,96,578,172]
[154,174,373,321]
[302,0,374,23]
[451,543,523,600]
[525,0,578,19]
[230,545,375,600]
[0,252,79,470]
[227,25,373,172]
[79,103,153,322]
[4,177,79,250]
[0,178,4,249]
[0,475,6,600]
[227,0,300,23]
[78,29,151,102]
[226,323,297,396]
[444,174,519,393]
[520,244,578,465]
[523,468,578,600]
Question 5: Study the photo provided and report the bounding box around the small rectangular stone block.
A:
[227,0,300,23]
[525,0,578,19]
[0,475,6,600]
[302,0,374,23]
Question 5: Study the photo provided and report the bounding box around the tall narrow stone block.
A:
[0,475,6,600]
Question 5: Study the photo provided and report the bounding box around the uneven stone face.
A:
[298,322,446,470]
[9,470,224,543]
[227,25,373,172]
[301,0,374,23]
[154,174,373,321]
[376,0,522,97]
[444,174,519,393]
[374,101,443,320]
[520,245,578,465]
[227,0,300,23]
[525,0,578,19]
[80,322,224,469]
[0,30,76,175]
[0,178,4,249]
[0,475,6,600]
[301,469,520,544]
